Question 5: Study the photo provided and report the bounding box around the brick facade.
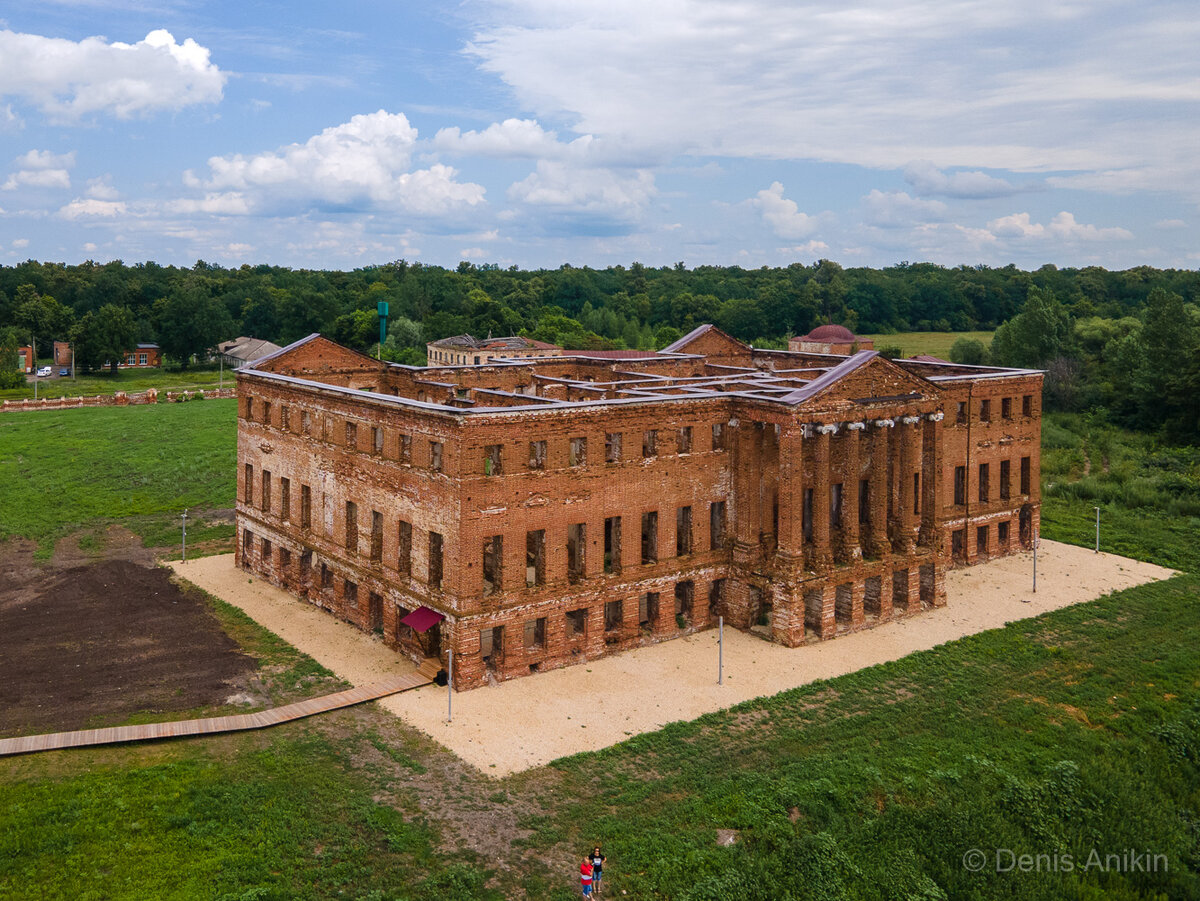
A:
[235,328,1042,690]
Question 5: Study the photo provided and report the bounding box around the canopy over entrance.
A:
[401,606,445,633]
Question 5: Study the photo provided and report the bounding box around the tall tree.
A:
[155,280,235,368]
[71,305,138,374]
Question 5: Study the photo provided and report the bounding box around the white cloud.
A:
[862,189,947,227]
[168,193,253,215]
[467,0,1200,183]
[83,242,97,252]
[12,238,29,248]
[192,110,485,214]
[508,160,655,211]
[434,118,592,159]
[85,176,119,200]
[903,161,1019,198]
[0,29,225,121]
[59,198,127,219]
[1155,218,1187,229]
[460,246,487,259]
[751,182,819,239]
[3,148,75,190]
[987,211,1133,241]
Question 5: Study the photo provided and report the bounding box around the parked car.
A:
[58,368,70,376]
[36,366,52,377]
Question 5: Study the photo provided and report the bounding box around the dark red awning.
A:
[401,606,445,633]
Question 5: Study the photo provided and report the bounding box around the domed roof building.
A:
[789,323,874,355]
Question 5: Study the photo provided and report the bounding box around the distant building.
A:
[426,334,562,366]
[17,346,34,374]
[218,337,284,369]
[53,341,72,367]
[115,344,162,368]
[788,324,874,355]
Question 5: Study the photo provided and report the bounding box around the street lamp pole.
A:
[181,509,188,562]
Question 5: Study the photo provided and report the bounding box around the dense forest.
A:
[2,258,1198,437]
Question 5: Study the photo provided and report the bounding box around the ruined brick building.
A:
[235,325,1042,690]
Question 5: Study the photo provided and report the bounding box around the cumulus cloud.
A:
[862,189,947,227]
[467,0,1200,183]
[0,29,225,120]
[508,160,655,211]
[59,198,127,219]
[903,161,1019,198]
[3,149,75,190]
[752,182,819,239]
[85,176,119,200]
[987,211,1133,241]
[189,110,485,215]
[434,118,592,159]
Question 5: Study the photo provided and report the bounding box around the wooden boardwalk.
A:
[0,664,437,758]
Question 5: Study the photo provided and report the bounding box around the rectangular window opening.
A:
[526,529,546,587]
[710,501,727,549]
[280,477,290,521]
[641,511,658,564]
[528,440,546,470]
[676,505,692,556]
[677,426,693,454]
[569,436,587,467]
[708,578,726,612]
[567,523,586,583]
[954,466,967,506]
[566,608,587,637]
[711,422,726,450]
[642,430,657,457]
[605,432,622,463]
[300,484,311,530]
[344,501,358,552]
[482,535,503,595]
[604,516,621,573]
[398,520,412,574]
[523,617,546,649]
[604,600,623,632]
[428,531,443,588]
[979,462,990,503]
[430,441,443,473]
[370,510,383,562]
[484,444,503,476]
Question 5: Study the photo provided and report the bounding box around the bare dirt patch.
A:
[0,541,256,738]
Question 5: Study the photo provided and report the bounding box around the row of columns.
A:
[734,411,944,570]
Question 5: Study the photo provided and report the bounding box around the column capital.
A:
[901,415,921,425]
[873,418,894,428]
[815,423,839,435]
[926,411,944,422]
[845,421,867,431]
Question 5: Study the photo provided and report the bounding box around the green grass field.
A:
[862,330,994,359]
[0,399,237,557]
[1,404,1198,899]
[1,366,234,402]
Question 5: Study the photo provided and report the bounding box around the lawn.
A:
[1,365,235,402]
[862,329,994,359]
[0,399,237,556]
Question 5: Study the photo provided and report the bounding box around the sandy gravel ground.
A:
[170,542,1174,776]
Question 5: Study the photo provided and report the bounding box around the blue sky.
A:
[1,1,1197,271]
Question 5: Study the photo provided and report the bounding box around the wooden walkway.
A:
[0,664,438,758]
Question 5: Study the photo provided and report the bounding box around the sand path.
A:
[169,542,1174,776]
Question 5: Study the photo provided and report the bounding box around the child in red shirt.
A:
[580,858,594,897]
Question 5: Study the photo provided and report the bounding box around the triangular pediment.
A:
[661,324,750,358]
[783,352,937,409]
[249,334,387,376]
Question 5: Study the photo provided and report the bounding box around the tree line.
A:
[1,257,1198,436]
